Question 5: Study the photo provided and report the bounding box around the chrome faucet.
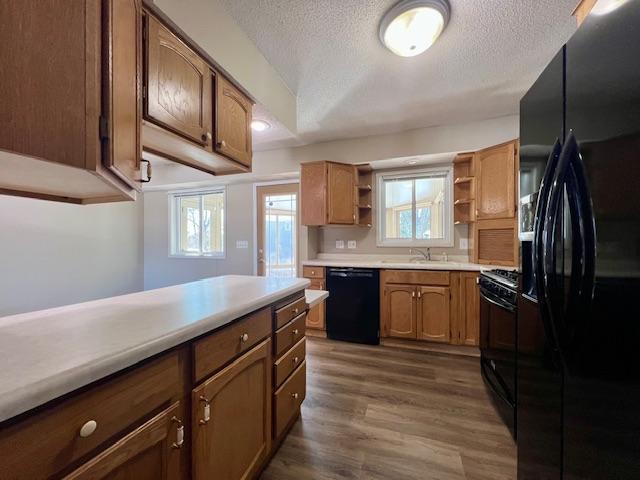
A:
[409,247,431,262]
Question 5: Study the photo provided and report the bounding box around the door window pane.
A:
[264,193,297,278]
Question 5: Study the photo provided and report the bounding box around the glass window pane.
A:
[415,176,445,239]
[178,196,200,253]
[384,179,413,239]
[202,192,224,254]
[264,193,297,278]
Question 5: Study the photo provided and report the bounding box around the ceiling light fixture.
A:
[379,0,450,57]
[590,0,629,15]
[251,119,271,132]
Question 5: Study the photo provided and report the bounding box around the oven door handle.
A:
[479,287,516,313]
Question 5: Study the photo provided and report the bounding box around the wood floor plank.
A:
[261,338,516,480]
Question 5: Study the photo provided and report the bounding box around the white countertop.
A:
[0,275,309,423]
[305,289,329,307]
[302,254,515,272]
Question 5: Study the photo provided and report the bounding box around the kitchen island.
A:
[0,275,311,480]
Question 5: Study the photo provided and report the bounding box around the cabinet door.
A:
[327,163,355,224]
[63,402,183,480]
[102,0,142,189]
[215,74,252,167]
[306,302,325,330]
[300,162,327,225]
[145,15,212,147]
[476,141,516,220]
[417,286,451,343]
[459,273,480,346]
[382,285,416,339]
[192,339,271,480]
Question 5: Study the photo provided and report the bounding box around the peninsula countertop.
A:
[0,275,310,423]
[302,254,516,272]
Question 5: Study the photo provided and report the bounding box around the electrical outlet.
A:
[347,240,357,249]
[236,240,249,249]
[336,240,345,249]
[459,238,469,250]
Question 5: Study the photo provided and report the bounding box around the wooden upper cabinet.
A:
[103,0,143,190]
[145,15,212,147]
[215,74,252,167]
[382,285,417,339]
[192,340,271,480]
[459,272,480,346]
[63,402,183,480]
[417,286,451,343]
[327,162,356,224]
[300,161,358,226]
[475,140,517,220]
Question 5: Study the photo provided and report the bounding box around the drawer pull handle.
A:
[79,420,97,438]
[293,356,300,364]
[292,307,299,314]
[171,417,184,449]
[240,333,249,343]
[291,393,299,400]
[292,329,299,335]
[199,396,211,425]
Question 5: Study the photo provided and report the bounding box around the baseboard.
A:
[380,338,480,358]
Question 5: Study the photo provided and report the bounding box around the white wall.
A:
[143,184,254,290]
[0,196,143,317]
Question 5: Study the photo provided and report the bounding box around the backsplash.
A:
[317,224,471,258]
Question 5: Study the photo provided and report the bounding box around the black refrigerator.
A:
[518,1,640,479]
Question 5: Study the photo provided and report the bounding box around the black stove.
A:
[479,269,518,307]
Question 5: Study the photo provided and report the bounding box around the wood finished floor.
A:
[261,337,516,480]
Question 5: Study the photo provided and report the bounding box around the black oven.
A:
[479,270,518,440]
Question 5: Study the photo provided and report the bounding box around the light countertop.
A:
[0,275,309,423]
[305,289,329,307]
[302,254,515,272]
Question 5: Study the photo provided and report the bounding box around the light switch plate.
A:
[336,240,345,249]
[347,240,357,249]
[236,240,249,249]
[459,238,469,250]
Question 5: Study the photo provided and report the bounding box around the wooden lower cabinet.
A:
[382,285,417,339]
[458,272,480,346]
[417,286,451,343]
[64,402,183,480]
[303,271,326,331]
[192,339,272,480]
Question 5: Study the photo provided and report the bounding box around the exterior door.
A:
[145,15,212,147]
[102,0,142,189]
[256,183,299,277]
[63,402,183,480]
[382,285,416,339]
[476,141,516,220]
[192,340,272,480]
[327,163,355,224]
[215,74,252,167]
[417,286,451,343]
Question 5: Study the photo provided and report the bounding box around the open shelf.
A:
[357,184,372,190]
[454,177,473,184]
[454,199,472,205]
[354,163,373,227]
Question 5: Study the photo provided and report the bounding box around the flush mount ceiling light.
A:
[591,0,629,15]
[379,0,450,57]
[251,119,271,132]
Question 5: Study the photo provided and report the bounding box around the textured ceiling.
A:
[222,0,578,149]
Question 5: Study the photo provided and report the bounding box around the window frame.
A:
[168,188,226,259]
[376,166,454,248]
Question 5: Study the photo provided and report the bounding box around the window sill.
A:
[376,239,454,248]
[168,254,226,260]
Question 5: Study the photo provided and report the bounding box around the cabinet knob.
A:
[293,356,299,364]
[240,333,249,343]
[292,307,299,315]
[217,140,227,148]
[199,396,211,425]
[79,420,97,438]
[311,270,315,275]
[291,393,299,400]
[171,416,184,449]
[292,329,299,335]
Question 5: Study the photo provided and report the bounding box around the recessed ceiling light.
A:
[591,0,629,15]
[251,119,271,132]
[379,0,450,57]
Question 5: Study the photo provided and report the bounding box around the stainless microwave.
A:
[519,192,537,241]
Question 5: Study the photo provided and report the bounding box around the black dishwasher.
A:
[326,268,380,345]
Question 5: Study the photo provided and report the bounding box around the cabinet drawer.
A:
[0,350,185,480]
[274,313,306,358]
[275,296,307,330]
[303,266,325,279]
[382,269,450,286]
[274,338,306,388]
[193,307,271,382]
[307,279,325,290]
[274,361,306,439]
